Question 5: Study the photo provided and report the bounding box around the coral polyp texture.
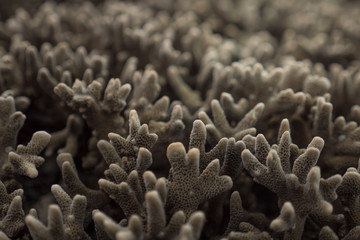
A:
[1,0,360,239]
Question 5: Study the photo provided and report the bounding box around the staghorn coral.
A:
[54,75,131,140]
[50,184,91,239]
[336,161,360,233]
[1,0,360,239]
[0,181,24,238]
[56,153,109,223]
[8,130,50,178]
[241,123,342,239]
[165,142,233,216]
[25,204,66,240]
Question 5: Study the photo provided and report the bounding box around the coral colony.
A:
[1,0,360,239]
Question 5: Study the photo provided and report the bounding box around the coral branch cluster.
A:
[1,0,360,239]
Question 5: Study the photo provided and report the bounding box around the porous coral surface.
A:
[1,0,360,239]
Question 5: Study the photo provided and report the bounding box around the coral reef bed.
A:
[1,0,360,239]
